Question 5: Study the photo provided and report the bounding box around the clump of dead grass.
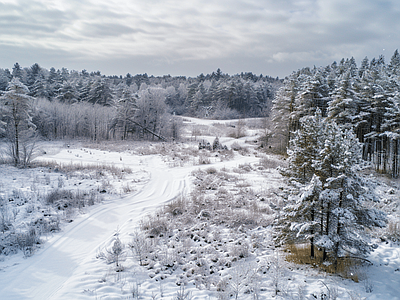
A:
[31,160,132,179]
[285,243,370,282]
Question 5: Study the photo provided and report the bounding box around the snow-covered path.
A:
[0,156,190,300]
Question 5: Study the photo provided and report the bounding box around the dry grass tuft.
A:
[31,160,132,178]
[285,243,369,282]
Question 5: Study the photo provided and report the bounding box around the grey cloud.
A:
[80,22,146,38]
[0,1,77,37]
[1,0,400,78]
[0,44,78,70]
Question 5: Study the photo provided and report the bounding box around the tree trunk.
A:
[334,182,344,272]
[392,138,398,178]
[14,122,20,166]
[310,208,315,259]
[323,202,330,261]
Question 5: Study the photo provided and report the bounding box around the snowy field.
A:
[0,118,399,299]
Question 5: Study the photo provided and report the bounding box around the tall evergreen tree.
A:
[271,73,298,149]
[0,78,36,166]
[280,111,386,265]
[327,71,358,128]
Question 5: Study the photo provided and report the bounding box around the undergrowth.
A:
[285,243,371,282]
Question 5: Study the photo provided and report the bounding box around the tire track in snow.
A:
[0,157,189,300]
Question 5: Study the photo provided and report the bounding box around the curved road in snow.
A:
[0,156,190,299]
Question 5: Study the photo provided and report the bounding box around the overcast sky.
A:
[1,0,400,78]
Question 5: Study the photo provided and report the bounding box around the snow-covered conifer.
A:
[0,78,36,166]
[281,109,325,183]
[271,74,298,149]
[283,175,322,259]
[280,111,386,266]
[327,71,358,128]
[212,136,220,151]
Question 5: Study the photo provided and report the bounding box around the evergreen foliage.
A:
[0,78,36,166]
[272,50,400,177]
[280,111,386,266]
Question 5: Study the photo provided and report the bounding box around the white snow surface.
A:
[0,152,192,299]
[0,118,399,299]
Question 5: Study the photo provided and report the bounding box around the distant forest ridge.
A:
[0,64,282,119]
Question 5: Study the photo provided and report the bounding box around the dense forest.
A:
[272,50,400,177]
[0,64,280,141]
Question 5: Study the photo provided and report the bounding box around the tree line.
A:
[272,50,400,177]
[0,64,280,118]
[0,63,280,166]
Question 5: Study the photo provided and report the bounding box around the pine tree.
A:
[281,109,325,183]
[294,72,328,120]
[0,69,10,91]
[280,111,386,266]
[30,73,50,99]
[271,73,298,150]
[12,62,23,80]
[283,175,322,259]
[388,49,400,76]
[56,80,79,103]
[87,78,114,106]
[381,91,400,177]
[327,71,358,128]
[212,136,220,151]
[0,78,36,166]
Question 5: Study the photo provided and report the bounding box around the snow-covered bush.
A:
[16,227,41,257]
[258,156,284,170]
[128,231,152,266]
[141,214,170,238]
[227,261,259,299]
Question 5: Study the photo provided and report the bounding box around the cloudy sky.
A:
[1,0,399,78]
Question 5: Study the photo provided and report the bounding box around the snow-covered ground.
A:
[0,118,399,299]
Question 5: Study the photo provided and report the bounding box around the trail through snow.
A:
[0,156,189,300]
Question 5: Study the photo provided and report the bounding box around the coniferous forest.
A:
[272,50,400,178]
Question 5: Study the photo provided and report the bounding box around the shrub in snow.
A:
[225,261,260,299]
[268,252,286,297]
[198,140,212,151]
[16,227,41,257]
[141,214,170,238]
[128,231,151,266]
[205,166,217,174]
[0,201,12,233]
[227,120,247,139]
[258,156,284,169]
[385,220,400,242]
[174,285,193,300]
[229,242,250,259]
